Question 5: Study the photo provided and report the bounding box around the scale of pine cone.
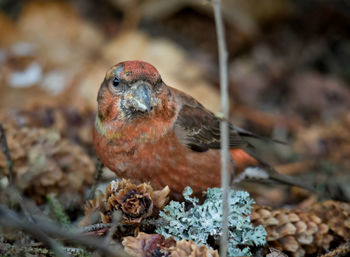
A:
[251,200,350,257]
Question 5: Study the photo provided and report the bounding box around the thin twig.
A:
[64,247,90,257]
[0,123,14,184]
[0,204,130,257]
[0,242,91,257]
[320,241,350,257]
[212,1,232,257]
[82,223,111,233]
[0,203,69,257]
[88,159,104,200]
[28,230,69,257]
[104,211,122,244]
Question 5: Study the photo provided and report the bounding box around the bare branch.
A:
[211,1,233,257]
[104,211,122,244]
[320,241,350,257]
[82,223,111,233]
[0,204,130,257]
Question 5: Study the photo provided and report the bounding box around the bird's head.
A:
[97,60,168,121]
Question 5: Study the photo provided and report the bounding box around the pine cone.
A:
[307,200,350,240]
[252,201,350,256]
[251,205,332,257]
[294,112,350,164]
[0,127,94,205]
[122,232,218,257]
[123,232,175,257]
[79,191,106,227]
[168,240,219,257]
[0,106,95,147]
[104,179,154,224]
[101,179,170,224]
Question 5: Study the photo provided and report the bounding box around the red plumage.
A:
[93,60,309,197]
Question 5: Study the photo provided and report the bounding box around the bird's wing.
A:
[172,89,284,152]
[172,90,248,152]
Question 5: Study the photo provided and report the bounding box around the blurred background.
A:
[0,0,350,207]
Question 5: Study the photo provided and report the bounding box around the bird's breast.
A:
[93,119,224,194]
[93,114,175,170]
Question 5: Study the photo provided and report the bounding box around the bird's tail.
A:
[265,168,315,192]
[230,149,314,191]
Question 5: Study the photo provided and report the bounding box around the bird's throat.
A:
[95,113,122,140]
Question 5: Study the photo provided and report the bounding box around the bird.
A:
[93,60,311,197]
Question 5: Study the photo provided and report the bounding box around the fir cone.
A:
[307,200,350,240]
[80,191,106,227]
[122,232,218,257]
[123,232,175,257]
[0,106,95,147]
[251,205,332,257]
[101,179,170,224]
[168,240,219,257]
[0,127,94,205]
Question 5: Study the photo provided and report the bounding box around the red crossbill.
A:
[93,60,309,197]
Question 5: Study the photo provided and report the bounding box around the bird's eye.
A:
[112,77,120,87]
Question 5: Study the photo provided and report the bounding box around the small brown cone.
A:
[307,200,350,240]
[122,232,175,257]
[122,232,218,257]
[101,179,170,224]
[251,205,332,256]
[0,127,94,205]
[169,240,219,257]
[252,200,350,256]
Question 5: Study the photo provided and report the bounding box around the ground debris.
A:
[0,126,94,205]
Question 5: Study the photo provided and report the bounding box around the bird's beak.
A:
[131,84,152,114]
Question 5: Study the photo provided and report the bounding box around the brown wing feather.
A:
[172,89,248,152]
[171,87,285,152]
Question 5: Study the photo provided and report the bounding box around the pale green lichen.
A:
[156,187,266,256]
